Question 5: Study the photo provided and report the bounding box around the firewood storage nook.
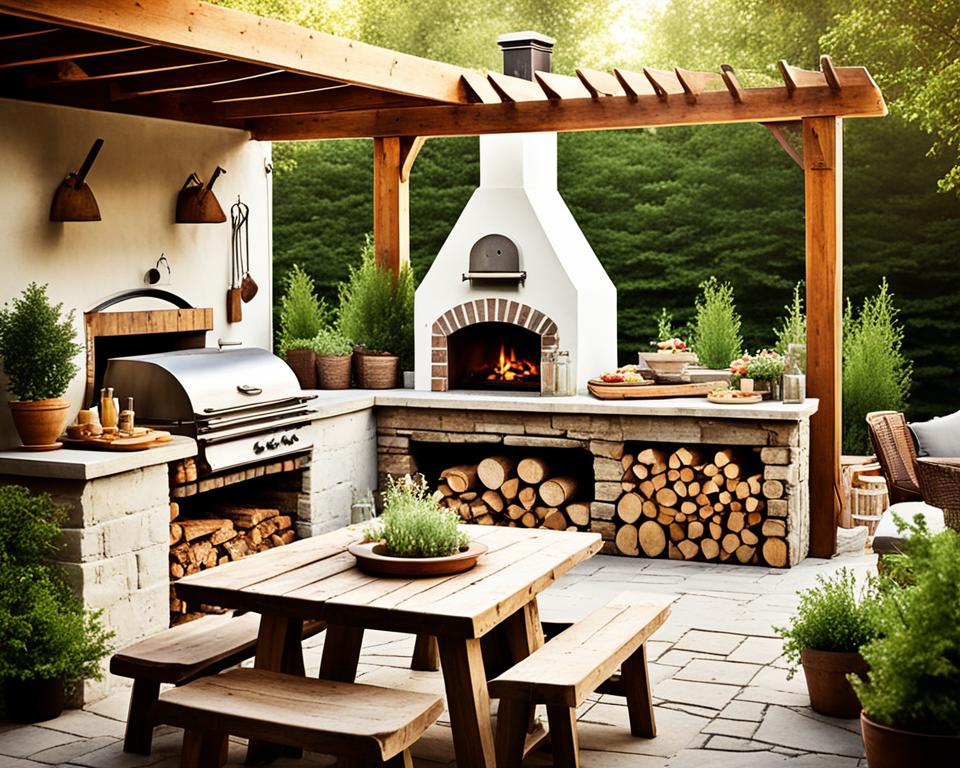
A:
[376,393,815,567]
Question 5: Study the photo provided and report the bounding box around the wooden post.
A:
[803,116,842,558]
[373,136,424,275]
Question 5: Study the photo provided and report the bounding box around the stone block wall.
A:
[377,406,810,566]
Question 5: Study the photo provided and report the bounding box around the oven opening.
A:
[448,322,540,391]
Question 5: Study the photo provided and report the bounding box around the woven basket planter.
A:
[355,351,399,389]
[285,348,317,389]
[316,353,353,389]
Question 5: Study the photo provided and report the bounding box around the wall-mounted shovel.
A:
[176,165,226,223]
[50,138,104,222]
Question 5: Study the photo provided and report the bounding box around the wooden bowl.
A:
[639,352,699,380]
[348,540,488,577]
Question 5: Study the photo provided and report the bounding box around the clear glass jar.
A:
[540,346,558,396]
[556,351,575,396]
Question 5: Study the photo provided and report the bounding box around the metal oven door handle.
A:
[237,384,262,396]
[202,393,317,415]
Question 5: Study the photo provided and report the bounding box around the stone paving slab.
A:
[0,550,878,767]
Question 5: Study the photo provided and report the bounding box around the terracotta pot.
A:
[8,398,70,448]
[801,648,868,718]
[285,348,317,389]
[316,354,352,389]
[861,711,960,768]
[5,677,66,723]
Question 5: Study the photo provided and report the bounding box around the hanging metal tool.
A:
[236,198,258,302]
[227,198,246,323]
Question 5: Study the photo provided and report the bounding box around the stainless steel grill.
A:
[103,347,317,475]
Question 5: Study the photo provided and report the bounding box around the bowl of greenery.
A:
[277,265,329,389]
[0,283,82,450]
[853,517,960,767]
[0,485,113,722]
[350,475,486,577]
[313,328,354,389]
[774,568,881,718]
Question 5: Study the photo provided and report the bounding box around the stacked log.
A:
[612,448,787,567]
[169,502,296,622]
[435,456,588,531]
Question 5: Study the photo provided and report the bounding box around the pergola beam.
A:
[250,79,885,141]
[0,0,473,104]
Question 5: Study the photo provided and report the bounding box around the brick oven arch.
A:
[429,299,558,391]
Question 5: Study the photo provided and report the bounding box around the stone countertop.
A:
[327,389,818,422]
[0,435,197,481]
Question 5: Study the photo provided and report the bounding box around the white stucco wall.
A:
[0,98,273,448]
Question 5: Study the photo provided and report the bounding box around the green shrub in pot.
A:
[0,283,82,447]
[311,328,353,358]
[277,265,329,388]
[852,516,960,765]
[689,276,743,370]
[311,328,354,390]
[773,568,882,717]
[0,485,113,722]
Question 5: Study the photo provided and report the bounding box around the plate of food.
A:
[707,389,763,405]
[589,365,654,387]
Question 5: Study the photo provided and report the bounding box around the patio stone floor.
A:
[0,550,877,767]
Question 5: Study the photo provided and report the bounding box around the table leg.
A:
[248,614,304,764]
[411,633,439,671]
[319,623,365,682]
[437,636,496,768]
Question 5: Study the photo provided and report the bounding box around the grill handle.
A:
[237,384,262,396]
[201,393,317,415]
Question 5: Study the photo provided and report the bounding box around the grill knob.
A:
[266,438,279,450]
[291,433,300,443]
[253,441,265,454]
[281,434,294,446]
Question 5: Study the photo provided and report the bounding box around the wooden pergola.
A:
[0,0,888,559]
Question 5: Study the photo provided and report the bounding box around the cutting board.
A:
[61,429,173,451]
[587,380,726,400]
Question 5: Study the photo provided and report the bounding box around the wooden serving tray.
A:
[587,377,653,388]
[588,380,726,400]
[61,429,173,451]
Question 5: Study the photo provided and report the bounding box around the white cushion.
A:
[873,501,945,554]
[909,409,960,457]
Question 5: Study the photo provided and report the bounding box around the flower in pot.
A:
[0,485,113,722]
[639,337,698,382]
[337,236,414,389]
[277,265,329,389]
[852,517,960,767]
[730,350,785,397]
[312,328,354,390]
[351,475,483,576]
[0,283,82,449]
[774,568,881,718]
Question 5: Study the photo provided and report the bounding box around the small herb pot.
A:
[5,676,66,723]
[861,711,960,768]
[316,353,352,389]
[801,648,868,718]
[285,348,317,389]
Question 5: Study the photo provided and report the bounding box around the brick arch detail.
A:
[429,300,558,392]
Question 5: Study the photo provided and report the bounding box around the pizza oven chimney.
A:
[496,31,555,81]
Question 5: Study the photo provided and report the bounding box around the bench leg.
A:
[546,705,580,768]
[494,697,530,768]
[181,729,227,768]
[411,634,439,671]
[381,749,414,767]
[123,678,160,755]
[621,642,656,737]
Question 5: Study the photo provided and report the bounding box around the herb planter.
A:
[348,540,488,577]
[801,648,868,718]
[861,712,959,768]
[6,677,66,723]
[285,348,317,389]
[316,353,352,389]
[9,398,70,450]
[355,350,398,389]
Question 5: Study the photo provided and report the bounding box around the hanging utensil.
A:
[176,165,226,223]
[226,198,243,323]
[235,198,258,302]
[50,138,104,222]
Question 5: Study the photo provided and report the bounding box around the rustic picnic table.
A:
[176,524,602,768]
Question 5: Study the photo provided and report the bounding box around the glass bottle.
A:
[540,345,558,396]
[556,350,574,396]
[783,344,806,404]
[100,387,118,429]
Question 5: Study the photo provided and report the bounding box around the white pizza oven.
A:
[414,34,617,393]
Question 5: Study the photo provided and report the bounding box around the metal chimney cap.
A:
[496,31,556,50]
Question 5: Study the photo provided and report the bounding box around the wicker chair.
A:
[865,411,922,504]
[915,457,960,531]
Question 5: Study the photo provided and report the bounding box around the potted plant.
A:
[852,517,960,767]
[313,328,354,389]
[774,568,880,718]
[277,265,329,389]
[0,283,82,450]
[730,350,786,398]
[349,475,486,577]
[337,236,414,389]
[0,485,113,722]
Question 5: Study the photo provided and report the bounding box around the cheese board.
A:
[60,429,173,451]
[588,380,726,400]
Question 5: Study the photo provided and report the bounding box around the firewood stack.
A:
[169,502,296,622]
[611,447,787,566]
[435,456,590,531]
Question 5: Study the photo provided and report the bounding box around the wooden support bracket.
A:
[762,121,803,168]
[399,136,425,183]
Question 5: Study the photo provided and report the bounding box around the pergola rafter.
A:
[0,0,889,558]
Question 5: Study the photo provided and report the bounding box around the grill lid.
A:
[103,347,307,422]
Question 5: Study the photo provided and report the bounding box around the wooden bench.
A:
[489,595,672,768]
[153,668,443,767]
[110,612,325,755]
